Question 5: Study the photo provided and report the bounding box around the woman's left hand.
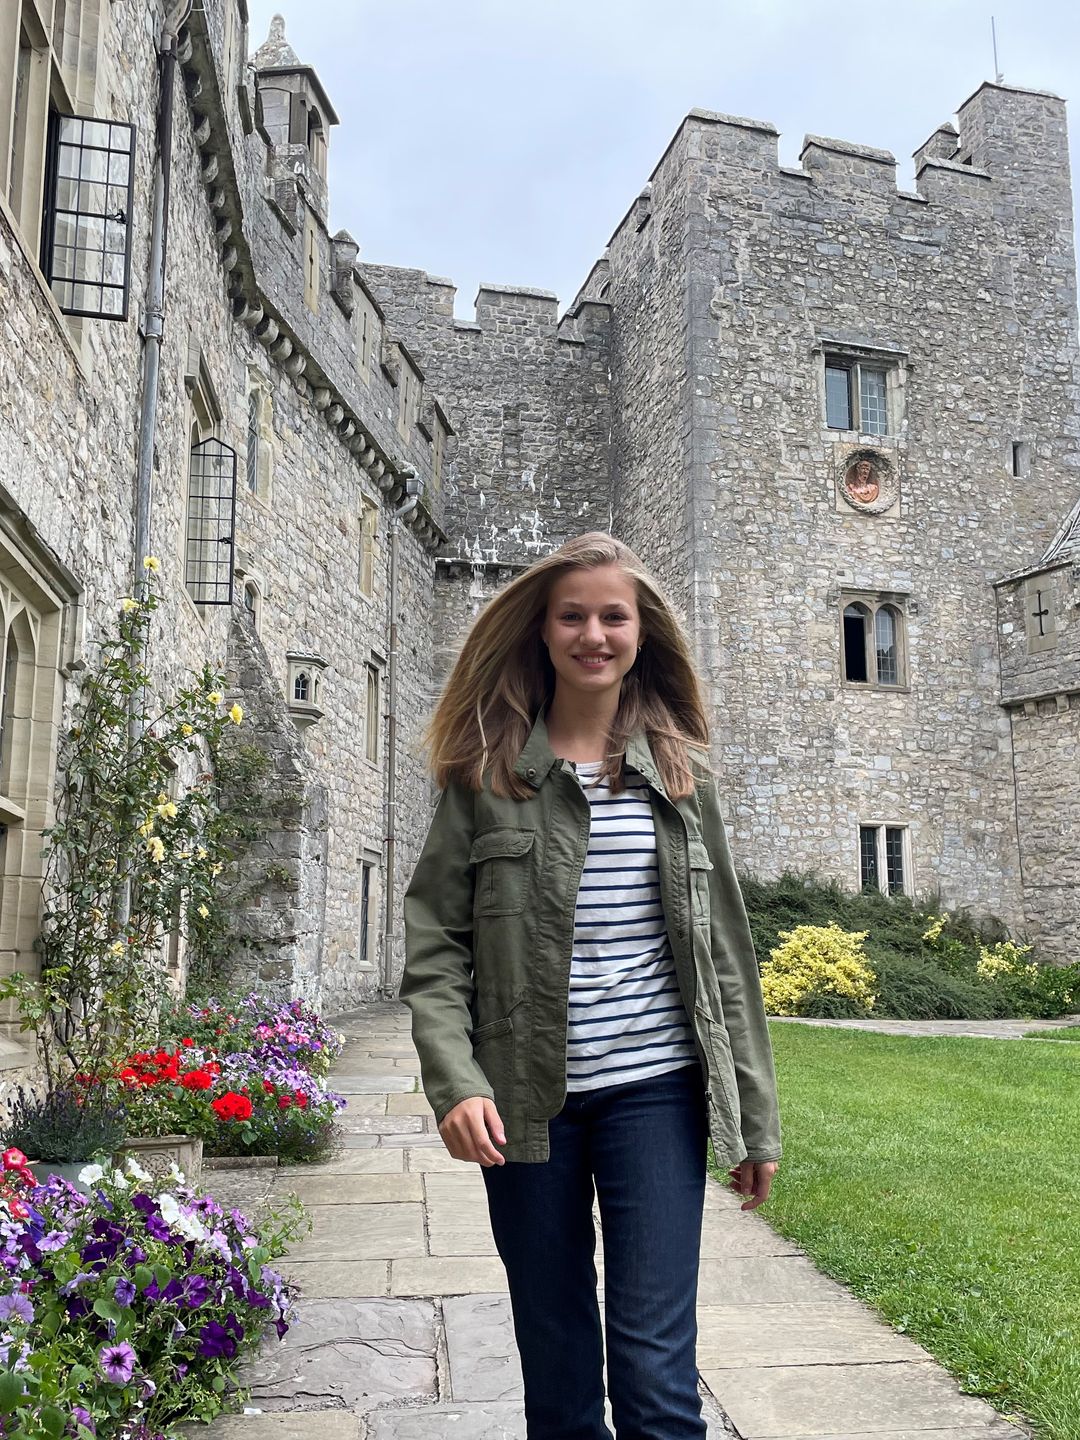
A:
[727,1159,778,1211]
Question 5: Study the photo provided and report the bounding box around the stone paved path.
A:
[200,1003,1032,1439]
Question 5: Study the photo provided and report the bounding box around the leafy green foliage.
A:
[739,869,1079,1020]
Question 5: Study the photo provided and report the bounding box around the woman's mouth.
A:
[573,654,612,668]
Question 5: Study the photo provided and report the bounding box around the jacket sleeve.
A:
[698,774,783,1163]
[399,779,496,1125]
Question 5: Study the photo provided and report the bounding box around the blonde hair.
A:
[425,532,711,800]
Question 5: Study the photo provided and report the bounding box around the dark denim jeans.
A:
[482,1063,708,1440]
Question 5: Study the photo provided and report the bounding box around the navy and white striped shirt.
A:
[565,761,698,1092]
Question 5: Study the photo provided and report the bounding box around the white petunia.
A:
[125,1157,151,1182]
[78,1164,105,1185]
[111,1170,129,1189]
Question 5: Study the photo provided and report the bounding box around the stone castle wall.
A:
[2,0,1078,1017]
[577,89,1080,931]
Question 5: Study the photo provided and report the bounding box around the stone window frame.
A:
[356,847,380,974]
[396,357,422,443]
[432,411,447,491]
[840,589,909,691]
[355,285,379,383]
[182,345,229,611]
[286,650,326,730]
[241,577,263,636]
[364,656,382,766]
[1023,575,1057,655]
[815,340,908,441]
[358,494,378,600]
[244,368,274,505]
[0,504,80,1045]
[858,822,910,897]
[303,208,320,312]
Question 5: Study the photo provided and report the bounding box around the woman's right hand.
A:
[438,1097,507,1166]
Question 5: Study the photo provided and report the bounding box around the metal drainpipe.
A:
[382,475,421,997]
[118,0,192,938]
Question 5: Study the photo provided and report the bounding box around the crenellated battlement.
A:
[625,81,1071,223]
[474,284,560,334]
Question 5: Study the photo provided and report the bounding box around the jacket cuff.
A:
[432,1085,496,1126]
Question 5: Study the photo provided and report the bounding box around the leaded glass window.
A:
[842,596,906,688]
[859,827,878,891]
[43,113,135,320]
[825,366,851,430]
[365,663,380,763]
[859,368,888,435]
[884,827,906,894]
[294,671,309,703]
[874,606,899,686]
[185,436,237,605]
[824,357,892,436]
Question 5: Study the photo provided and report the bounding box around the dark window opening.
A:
[359,863,371,967]
[843,604,869,683]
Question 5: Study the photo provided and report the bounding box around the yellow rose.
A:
[121,598,139,613]
[137,819,155,838]
[197,904,210,919]
[143,555,160,572]
[109,941,125,957]
[207,691,223,705]
[147,836,165,863]
[212,861,223,876]
[228,703,243,725]
[156,792,168,805]
[180,723,194,737]
[197,847,208,860]
[156,801,178,820]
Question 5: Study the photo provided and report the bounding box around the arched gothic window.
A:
[842,596,907,688]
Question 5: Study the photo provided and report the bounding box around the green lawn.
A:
[1025,1026,1080,1041]
[745,1023,1080,1440]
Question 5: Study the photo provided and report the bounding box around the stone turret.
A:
[253,14,339,224]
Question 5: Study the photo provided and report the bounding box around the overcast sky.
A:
[246,1,1080,318]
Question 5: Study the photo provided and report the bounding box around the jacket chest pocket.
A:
[470,828,536,917]
[688,839,713,929]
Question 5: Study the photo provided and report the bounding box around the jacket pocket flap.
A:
[687,839,714,871]
[469,828,536,864]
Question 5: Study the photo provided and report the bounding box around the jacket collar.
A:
[513,706,669,799]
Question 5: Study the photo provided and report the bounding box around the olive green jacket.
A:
[400,712,782,1167]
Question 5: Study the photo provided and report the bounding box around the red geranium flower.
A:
[180,1069,214,1091]
[277,1095,292,1110]
[262,1081,274,1094]
[295,1093,308,1109]
[180,1037,194,1047]
[212,1092,253,1122]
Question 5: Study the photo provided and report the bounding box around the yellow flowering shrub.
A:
[761,922,878,1017]
[976,939,1035,983]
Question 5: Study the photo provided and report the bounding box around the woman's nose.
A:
[581,619,605,646]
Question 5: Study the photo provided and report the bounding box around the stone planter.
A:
[117,1134,204,1188]
[26,1160,98,1195]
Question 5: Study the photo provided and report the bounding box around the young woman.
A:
[401,532,781,1440]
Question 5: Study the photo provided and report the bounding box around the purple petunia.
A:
[99,1340,137,1384]
[38,1229,70,1252]
[114,1276,136,1307]
[0,1292,34,1323]
[71,1405,96,1435]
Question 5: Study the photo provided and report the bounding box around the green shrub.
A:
[739,869,1073,1022]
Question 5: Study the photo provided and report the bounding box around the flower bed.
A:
[92,994,347,1166]
[0,1155,305,1438]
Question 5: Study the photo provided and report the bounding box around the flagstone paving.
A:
[200,1003,1032,1439]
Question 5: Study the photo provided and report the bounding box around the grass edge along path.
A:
[733,1023,1080,1440]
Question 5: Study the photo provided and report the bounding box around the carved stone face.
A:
[846,459,880,503]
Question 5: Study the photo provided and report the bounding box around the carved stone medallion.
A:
[838,450,897,514]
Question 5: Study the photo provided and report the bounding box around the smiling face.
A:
[540,564,642,700]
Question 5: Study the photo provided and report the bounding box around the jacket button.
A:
[526,767,536,779]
